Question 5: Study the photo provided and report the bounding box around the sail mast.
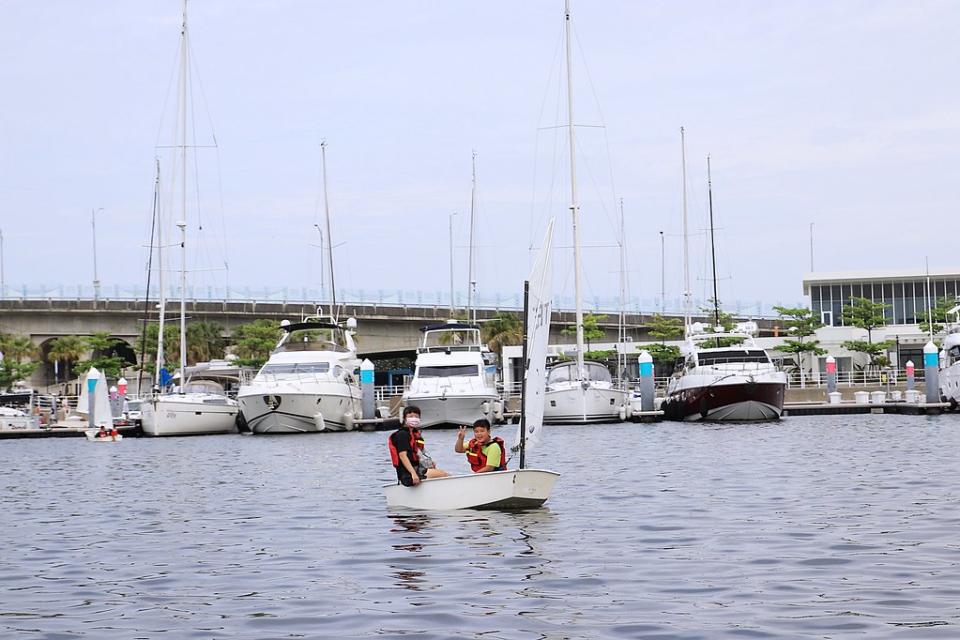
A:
[681,127,691,333]
[177,0,188,391]
[564,0,585,379]
[618,198,626,383]
[155,160,165,389]
[321,141,337,309]
[707,155,720,329]
[519,280,530,470]
[467,150,477,324]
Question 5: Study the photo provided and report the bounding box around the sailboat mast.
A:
[618,198,626,383]
[177,0,188,391]
[155,160,165,389]
[518,280,530,470]
[565,0,585,378]
[707,155,720,328]
[321,141,337,308]
[467,150,477,323]
[680,127,691,332]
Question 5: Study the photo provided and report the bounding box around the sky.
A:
[1,0,958,315]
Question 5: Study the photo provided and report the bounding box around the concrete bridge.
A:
[0,297,780,389]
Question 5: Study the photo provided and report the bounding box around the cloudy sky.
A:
[1,1,957,314]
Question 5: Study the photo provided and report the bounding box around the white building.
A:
[802,268,960,376]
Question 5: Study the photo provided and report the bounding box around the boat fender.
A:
[494,401,504,421]
[618,406,627,421]
[313,412,327,431]
[343,412,354,431]
[482,401,491,415]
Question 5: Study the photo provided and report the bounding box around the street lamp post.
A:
[659,230,665,313]
[449,212,457,315]
[92,208,103,303]
[0,227,5,300]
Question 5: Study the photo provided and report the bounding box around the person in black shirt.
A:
[389,406,449,486]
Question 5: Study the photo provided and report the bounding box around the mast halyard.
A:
[680,127,692,334]
[707,155,720,330]
[467,150,477,323]
[321,141,337,309]
[565,0,585,380]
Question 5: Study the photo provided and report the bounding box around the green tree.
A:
[841,339,895,369]
[562,313,606,350]
[841,297,889,343]
[772,306,826,375]
[76,331,126,378]
[137,323,182,373]
[0,333,39,390]
[230,319,282,369]
[482,313,523,358]
[700,298,735,332]
[187,321,226,364]
[919,296,959,336]
[47,335,88,384]
[646,314,684,341]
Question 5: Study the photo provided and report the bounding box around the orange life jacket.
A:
[466,437,507,472]
[389,428,423,468]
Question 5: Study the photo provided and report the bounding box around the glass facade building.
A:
[803,270,960,327]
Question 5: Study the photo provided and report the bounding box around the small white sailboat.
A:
[79,367,123,440]
[140,2,238,437]
[542,0,628,424]
[385,220,560,510]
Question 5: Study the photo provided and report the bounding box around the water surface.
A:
[2,414,959,638]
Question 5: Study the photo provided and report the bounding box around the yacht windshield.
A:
[417,365,479,378]
[697,350,771,366]
[547,362,612,384]
[259,362,331,376]
[183,381,226,395]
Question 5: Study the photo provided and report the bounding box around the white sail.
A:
[516,218,555,452]
[77,367,114,428]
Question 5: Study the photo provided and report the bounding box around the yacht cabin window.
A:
[259,362,331,376]
[696,350,771,366]
[417,365,480,378]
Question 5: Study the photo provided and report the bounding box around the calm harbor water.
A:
[2,415,960,639]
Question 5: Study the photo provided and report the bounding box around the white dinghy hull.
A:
[84,431,123,442]
[384,469,560,511]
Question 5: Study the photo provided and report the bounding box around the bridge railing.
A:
[0,283,796,318]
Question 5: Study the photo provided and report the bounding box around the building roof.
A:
[802,268,960,295]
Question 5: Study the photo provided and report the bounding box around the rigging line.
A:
[153,38,182,149]
[529,21,565,248]
[573,23,621,227]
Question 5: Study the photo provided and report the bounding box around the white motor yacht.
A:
[938,304,960,408]
[661,325,787,422]
[401,321,502,429]
[237,315,362,433]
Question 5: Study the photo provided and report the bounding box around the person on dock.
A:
[389,406,449,487]
[455,419,507,473]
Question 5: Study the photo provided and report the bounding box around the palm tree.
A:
[47,335,88,384]
[0,333,38,363]
[482,313,523,358]
[187,321,226,364]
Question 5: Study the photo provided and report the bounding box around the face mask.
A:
[406,416,421,428]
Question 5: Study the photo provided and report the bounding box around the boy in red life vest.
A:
[109,426,119,440]
[97,426,109,439]
[389,406,449,486]
[455,418,507,473]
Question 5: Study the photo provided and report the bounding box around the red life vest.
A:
[465,437,507,472]
[388,428,423,468]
